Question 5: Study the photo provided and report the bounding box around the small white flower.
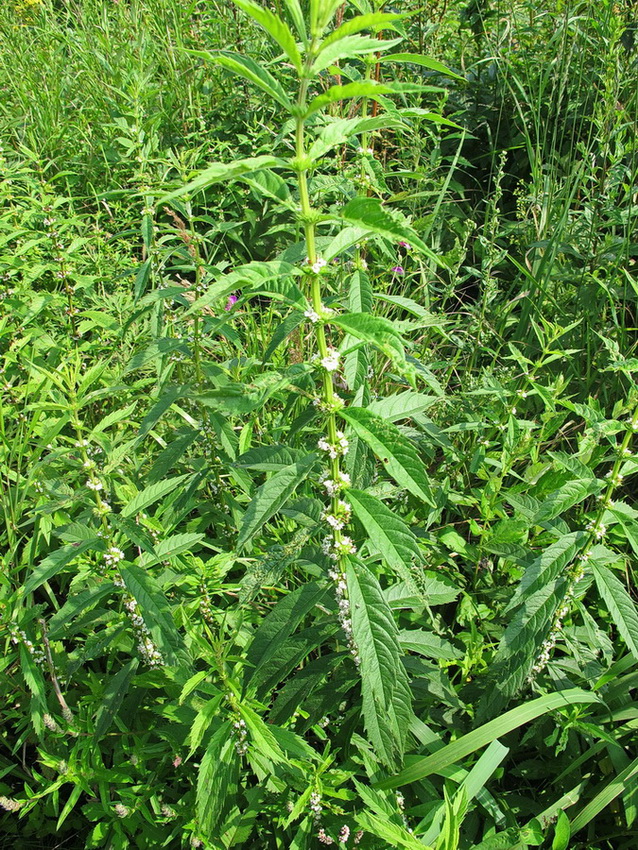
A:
[305,308,320,323]
[320,348,341,372]
[311,257,327,274]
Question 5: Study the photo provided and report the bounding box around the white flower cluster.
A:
[10,627,46,666]
[123,596,164,668]
[586,521,606,540]
[305,303,336,324]
[328,567,360,665]
[357,146,374,155]
[103,546,124,568]
[310,791,322,820]
[232,717,248,756]
[307,257,327,275]
[0,796,23,812]
[114,803,130,818]
[86,478,103,491]
[314,393,344,414]
[317,431,349,459]
[320,470,351,497]
[321,500,352,532]
[320,348,341,372]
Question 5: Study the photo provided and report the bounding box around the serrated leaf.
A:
[213,51,293,109]
[235,444,305,470]
[385,573,461,607]
[121,474,192,518]
[356,810,431,849]
[347,560,413,769]
[306,80,397,115]
[48,583,116,639]
[244,581,328,691]
[137,532,204,567]
[197,721,239,835]
[232,0,302,72]
[160,151,285,203]
[591,561,638,660]
[311,35,402,74]
[237,454,318,549]
[320,11,403,48]
[334,312,406,363]
[341,407,434,505]
[308,115,405,161]
[531,479,601,525]
[341,196,446,267]
[398,629,461,660]
[505,532,587,613]
[94,659,139,739]
[368,390,438,422]
[188,695,225,757]
[120,563,188,667]
[23,538,99,595]
[349,489,422,581]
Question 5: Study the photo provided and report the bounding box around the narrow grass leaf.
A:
[375,689,600,788]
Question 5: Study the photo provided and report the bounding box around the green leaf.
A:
[160,152,284,203]
[137,533,204,567]
[570,755,638,834]
[232,0,302,72]
[333,312,406,363]
[48,583,115,639]
[376,688,600,789]
[235,444,305,471]
[341,196,446,267]
[530,479,601,525]
[244,581,328,691]
[347,560,413,769]
[282,0,306,41]
[356,810,431,849]
[386,573,460,608]
[120,563,188,667]
[378,52,465,81]
[308,114,405,161]
[188,695,225,757]
[398,629,461,660]
[505,532,587,612]
[349,489,422,581]
[94,659,139,739]
[23,538,99,595]
[311,35,402,75]
[237,453,318,550]
[552,810,571,850]
[121,474,192,518]
[197,721,240,836]
[306,80,397,116]
[591,561,638,660]
[320,12,403,47]
[213,51,293,109]
[341,407,434,505]
[368,390,438,422]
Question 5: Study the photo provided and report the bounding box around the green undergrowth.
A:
[1,0,638,848]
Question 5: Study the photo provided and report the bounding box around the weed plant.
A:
[1,1,638,849]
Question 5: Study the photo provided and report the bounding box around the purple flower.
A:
[224,294,238,311]
[391,265,404,275]
[398,241,412,250]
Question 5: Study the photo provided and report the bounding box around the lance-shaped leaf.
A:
[306,80,399,116]
[341,196,446,267]
[349,489,422,581]
[320,12,404,48]
[120,563,189,667]
[23,538,100,595]
[94,659,139,739]
[311,35,402,75]
[282,0,306,41]
[341,407,434,506]
[591,560,638,660]
[231,0,302,72]
[333,312,407,364]
[237,454,319,550]
[347,559,413,769]
[308,114,406,161]
[197,721,240,836]
[160,153,284,203]
[378,52,466,81]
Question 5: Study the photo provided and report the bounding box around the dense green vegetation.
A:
[1,0,638,847]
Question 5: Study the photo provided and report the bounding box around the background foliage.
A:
[1,0,638,848]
